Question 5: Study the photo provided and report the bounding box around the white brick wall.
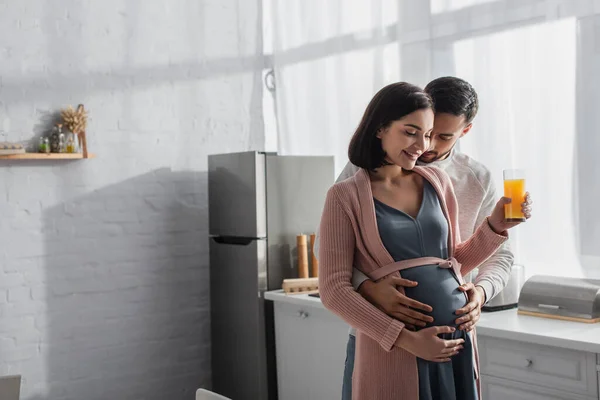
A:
[0,1,265,399]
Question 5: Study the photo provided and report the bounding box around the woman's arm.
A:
[429,166,510,276]
[318,187,404,352]
[455,192,533,276]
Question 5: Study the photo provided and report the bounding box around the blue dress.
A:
[374,180,478,400]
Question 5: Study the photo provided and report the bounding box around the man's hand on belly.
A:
[358,276,434,330]
[455,283,486,332]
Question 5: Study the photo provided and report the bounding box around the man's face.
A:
[419,112,472,163]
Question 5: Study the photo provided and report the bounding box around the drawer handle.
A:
[525,359,533,368]
[297,311,309,319]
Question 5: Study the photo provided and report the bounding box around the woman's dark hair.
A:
[348,82,433,170]
[424,76,478,124]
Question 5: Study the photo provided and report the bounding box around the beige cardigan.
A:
[318,166,507,399]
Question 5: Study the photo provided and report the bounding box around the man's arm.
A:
[455,172,514,331]
[472,179,514,302]
[337,161,360,182]
[351,268,370,290]
[355,275,433,329]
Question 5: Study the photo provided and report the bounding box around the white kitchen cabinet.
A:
[272,299,349,400]
[266,291,600,399]
[481,375,595,400]
[478,336,598,397]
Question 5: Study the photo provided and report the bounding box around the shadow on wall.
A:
[42,169,209,400]
[30,111,63,153]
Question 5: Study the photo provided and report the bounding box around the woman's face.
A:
[377,108,434,170]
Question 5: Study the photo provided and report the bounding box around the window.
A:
[455,18,579,278]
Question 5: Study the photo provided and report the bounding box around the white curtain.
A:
[452,18,579,278]
[269,0,600,279]
[269,0,400,174]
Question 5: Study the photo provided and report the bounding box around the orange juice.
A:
[504,179,526,221]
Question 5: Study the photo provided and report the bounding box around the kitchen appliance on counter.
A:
[0,375,20,400]
[518,275,600,322]
[481,264,525,312]
[208,151,334,400]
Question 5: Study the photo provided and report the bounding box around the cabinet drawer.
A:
[478,336,597,397]
[481,375,594,400]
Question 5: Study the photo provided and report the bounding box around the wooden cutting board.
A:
[282,277,318,295]
[518,309,600,323]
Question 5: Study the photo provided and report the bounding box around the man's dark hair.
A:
[425,77,479,124]
[348,82,433,170]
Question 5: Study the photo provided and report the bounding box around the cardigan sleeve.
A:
[471,176,514,301]
[431,165,509,277]
[318,187,405,352]
[454,218,508,276]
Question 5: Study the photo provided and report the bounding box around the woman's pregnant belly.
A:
[400,265,468,328]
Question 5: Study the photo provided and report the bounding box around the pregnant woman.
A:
[318,82,532,400]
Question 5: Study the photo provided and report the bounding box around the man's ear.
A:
[460,123,473,138]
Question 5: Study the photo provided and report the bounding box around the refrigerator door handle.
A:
[210,236,260,246]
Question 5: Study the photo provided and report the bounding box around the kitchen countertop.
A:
[265,289,600,354]
[265,290,324,308]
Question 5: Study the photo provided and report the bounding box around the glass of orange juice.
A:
[503,169,526,222]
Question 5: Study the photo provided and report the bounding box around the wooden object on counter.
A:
[517,309,600,323]
[310,233,318,277]
[282,277,318,295]
[297,234,309,279]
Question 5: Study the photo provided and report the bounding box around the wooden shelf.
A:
[0,153,95,160]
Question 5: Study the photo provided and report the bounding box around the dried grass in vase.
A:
[60,104,89,157]
[61,104,88,134]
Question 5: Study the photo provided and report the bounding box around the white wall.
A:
[0,1,265,399]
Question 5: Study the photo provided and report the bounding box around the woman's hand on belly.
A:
[395,326,465,363]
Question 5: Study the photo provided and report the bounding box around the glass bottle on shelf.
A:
[50,125,61,153]
[38,137,45,153]
[58,133,65,153]
[66,132,76,153]
[43,137,50,153]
